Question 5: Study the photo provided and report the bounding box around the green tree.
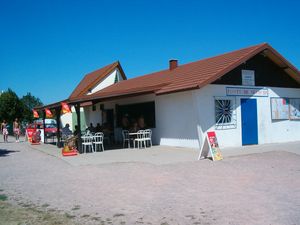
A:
[0,89,24,123]
[20,92,43,123]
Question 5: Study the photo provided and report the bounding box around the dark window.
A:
[116,102,156,128]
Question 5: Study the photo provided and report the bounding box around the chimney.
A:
[169,59,178,70]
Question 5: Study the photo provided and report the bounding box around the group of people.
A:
[61,122,112,138]
[122,115,147,133]
[1,118,21,143]
[85,123,102,133]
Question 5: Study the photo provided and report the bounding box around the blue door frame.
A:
[241,98,258,145]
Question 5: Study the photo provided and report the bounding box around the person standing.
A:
[1,120,9,142]
[13,118,21,142]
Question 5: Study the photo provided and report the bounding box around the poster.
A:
[289,99,300,120]
[207,131,223,161]
[270,98,289,120]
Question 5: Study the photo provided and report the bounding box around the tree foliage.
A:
[20,92,43,123]
[0,89,43,124]
[0,89,23,123]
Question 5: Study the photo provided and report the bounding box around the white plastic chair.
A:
[134,130,145,149]
[144,129,152,148]
[122,130,131,148]
[93,132,104,152]
[81,135,94,153]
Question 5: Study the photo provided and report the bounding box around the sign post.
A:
[198,131,223,161]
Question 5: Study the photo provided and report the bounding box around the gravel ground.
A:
[0,138,300,225]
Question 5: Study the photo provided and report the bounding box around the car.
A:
[44,123,57,138]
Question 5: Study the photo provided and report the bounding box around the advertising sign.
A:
[226,87,268,97]
[198,131,223,161]
[270,98,289,120]
[289,98,300,120]
[61,102,71,114]
[207,131,223,161]
[242,70,255,86]
[33,109,39,118]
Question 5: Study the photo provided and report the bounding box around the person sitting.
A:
[62,123,73,139]
[95,123,102,132]
[129,121,140,133]
[73,125,79,137]
[121,115,129,130]
[138,116,147,130]
[87,123,95,133]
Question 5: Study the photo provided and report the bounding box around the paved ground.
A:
[0,137,300,224]
[29,138,300,166]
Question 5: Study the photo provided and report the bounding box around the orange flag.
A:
[61,102,71,114]
[33,110,39,118]
[45,108,53,118]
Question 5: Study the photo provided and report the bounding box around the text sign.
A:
[242,70,255,86]
[207,131,223,161]
[226,87,268,97]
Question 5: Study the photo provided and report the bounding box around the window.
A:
[214,97,236,129]
[116,102,156,128]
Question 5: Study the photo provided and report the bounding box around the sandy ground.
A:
[0,138,300,225]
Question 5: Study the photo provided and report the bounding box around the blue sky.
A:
[0,0,299,104]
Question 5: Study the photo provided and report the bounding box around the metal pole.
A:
[55,107,61,148]
[75,103,82,153]
[42,111,46,143]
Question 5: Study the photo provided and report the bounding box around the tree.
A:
[0,89,24,123]
[20,92,43,123]
[0,89,43,126]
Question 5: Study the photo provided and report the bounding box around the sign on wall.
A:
[226,87,268,97]
[289,98,300,120]
[270,98,289,120]
[242,70,255,86]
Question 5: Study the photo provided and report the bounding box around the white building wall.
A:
[155,91,199,148]
[60,113,72,128]
[84,105,102,127]
[88,69,120,95]
[80,84,300,150]
[193,84,300,148]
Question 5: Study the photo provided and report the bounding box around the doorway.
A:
[241,98,258,145]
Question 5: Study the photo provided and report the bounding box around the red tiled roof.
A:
[69,61,126,100]
[72,42,300,103]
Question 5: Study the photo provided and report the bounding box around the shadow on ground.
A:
[0,149,20,157]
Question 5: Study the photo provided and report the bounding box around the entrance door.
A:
[241,99,258,145]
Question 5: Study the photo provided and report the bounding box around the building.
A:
[39,43,300,149]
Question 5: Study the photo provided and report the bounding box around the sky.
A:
[0,0,299,105]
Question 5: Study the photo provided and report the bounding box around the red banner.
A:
[45,108,53,118]
[33,110,39,118]
[61,102,71,114]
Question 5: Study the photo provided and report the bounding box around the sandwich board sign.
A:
[198,131,223,161]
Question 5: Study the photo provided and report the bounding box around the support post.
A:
[75,103,82,153]
[42,111,46,143]
[55,107,61,148]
